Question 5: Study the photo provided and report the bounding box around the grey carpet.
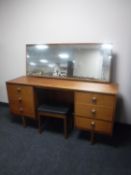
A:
[0,104,131,175]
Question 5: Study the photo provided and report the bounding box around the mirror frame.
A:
[26,43,113,83]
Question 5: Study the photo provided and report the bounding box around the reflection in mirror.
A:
[26,43,112,82]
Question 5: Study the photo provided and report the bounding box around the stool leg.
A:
[64,117,68,139]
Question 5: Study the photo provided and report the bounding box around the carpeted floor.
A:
[0,104,131,175]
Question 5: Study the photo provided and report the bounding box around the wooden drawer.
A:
[75,117,112,135]
[7,84,36,118]
[75,104,113,121]
[7,84,33,100]
[9,100,35,118]
[75,92,115,107]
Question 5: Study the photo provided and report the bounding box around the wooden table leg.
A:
[90,121,95,144]
[22,116,26,128]
[38,115,42,134]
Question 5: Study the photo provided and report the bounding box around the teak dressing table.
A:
[6,76,118,142]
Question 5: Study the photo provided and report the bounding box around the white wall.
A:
[0,0,131,123]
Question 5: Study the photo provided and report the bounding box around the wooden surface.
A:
[74,91,117,137]
[6,75,118,141]
[75,92,116,106]
[7,84,36,118]
[75,104,114,121]
[6,76,118,95]
[75,117,112,134]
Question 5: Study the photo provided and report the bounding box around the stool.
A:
[37,104,72,138]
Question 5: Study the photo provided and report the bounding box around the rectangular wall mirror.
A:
[26,43,113,82]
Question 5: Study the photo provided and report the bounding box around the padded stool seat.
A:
[37,104,71,138]
[38,104,70,115]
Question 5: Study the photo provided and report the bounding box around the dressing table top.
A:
[7,76,118,95]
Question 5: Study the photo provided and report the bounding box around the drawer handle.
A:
[91,121,95,127]
[18,97,22,102]
[92,97,97,103]
[17,87,21,92]
[19,107,24,112]
[91,109,96,115]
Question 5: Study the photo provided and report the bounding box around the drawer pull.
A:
[17,87,21,92]
[91,109,96,115]
[92,97,97,103]
[19,107,24,112]
[91,121,95,127]
[18,97,22,102]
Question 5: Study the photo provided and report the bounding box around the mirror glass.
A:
[26,43,112,82]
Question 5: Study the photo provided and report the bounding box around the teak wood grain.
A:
[75,117,112,135]
[74,91,117,138]
[75,92,116,107]
[75,104,114,121]
[6,75,118,142]
[7,84,36,118]
[6,76,118,95]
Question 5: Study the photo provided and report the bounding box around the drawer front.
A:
[7,84,36,118]
[75,92,115,107]
[9,101,25,116]
[75,104,113,121]
[7,84,32,100]
[9,100,35,118]
[75,117,112,135]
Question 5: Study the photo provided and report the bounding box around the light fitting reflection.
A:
[27,54,30,58]
[108,56,112,59]
[35,44,49,50]
[40,59,48,63]
[58,53,69,59]
[101,44,112,50]
[29,62,36,66]
[48,64,55,68]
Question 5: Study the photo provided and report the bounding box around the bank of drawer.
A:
[7,84,35,118]
[75,92,115,107]
[75,117,112,134]
[75,104,113,121]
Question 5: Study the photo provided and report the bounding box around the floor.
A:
[0,104,131,175]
